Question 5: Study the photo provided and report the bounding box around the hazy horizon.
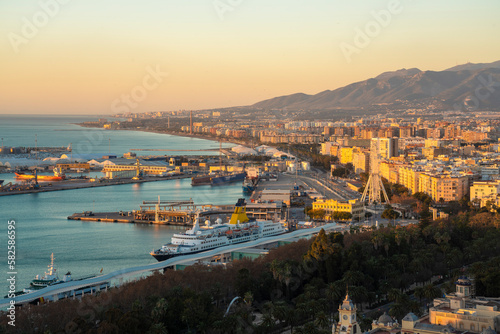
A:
[1,0,499,115]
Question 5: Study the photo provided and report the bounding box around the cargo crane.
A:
[132,159,143,180]
[0,182,12,191]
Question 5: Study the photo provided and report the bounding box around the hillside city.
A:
[100,108,500,212]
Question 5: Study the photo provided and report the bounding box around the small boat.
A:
[4,253,109,304]
[242,178,256,194]
[29,253,59,289]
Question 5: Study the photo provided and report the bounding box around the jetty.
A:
[68,200,236,225]
[0,174,190,197]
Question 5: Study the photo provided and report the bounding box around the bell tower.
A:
[333,293,361,334]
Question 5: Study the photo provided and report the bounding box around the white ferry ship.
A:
[150,198,288,261]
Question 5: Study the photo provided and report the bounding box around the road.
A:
[297,175,346,200]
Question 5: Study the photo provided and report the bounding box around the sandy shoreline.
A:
[75,123,249,148]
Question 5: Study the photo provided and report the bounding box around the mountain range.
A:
[250,61,500,111]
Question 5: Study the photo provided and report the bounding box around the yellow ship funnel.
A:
[229,198,250,225]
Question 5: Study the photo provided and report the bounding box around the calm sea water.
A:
[0,115,246,297]
[0,114,228,156]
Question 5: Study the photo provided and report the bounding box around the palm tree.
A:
[147,323,168,334]
[387,288,403,303]
[371,231,384,250]
[395,228,409,247]
[414,286,425,306]
[260,311,275,333]
[285,306,297,333]
[151,298,168,324]
[342,270,364,286]
[389,302,407,322]
[272,301,288,326]
[349,286,368,310]
[326,281,344,321]
[423,284,442,306]
[243,291,253,308]
[270,259,295,299]
[315,311,330,330]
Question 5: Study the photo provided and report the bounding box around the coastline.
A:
[75,123,252,148]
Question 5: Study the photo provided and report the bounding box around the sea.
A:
[0,115,246,299]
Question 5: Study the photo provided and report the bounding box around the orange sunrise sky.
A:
[1,0,499,115]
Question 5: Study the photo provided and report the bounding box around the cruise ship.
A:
[150,199,288,261]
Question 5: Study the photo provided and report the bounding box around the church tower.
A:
[332,293,362,334]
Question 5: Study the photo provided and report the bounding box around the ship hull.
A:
[211,172,246,186]
[191,175,212,186]
[15,173,64,181]
[150,230,287,262]
[242,185,255,193]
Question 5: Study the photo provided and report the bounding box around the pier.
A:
[0,174,190,197]
[68,199,291,226]
[68,200,236,225]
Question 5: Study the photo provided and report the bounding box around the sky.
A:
[0,0,499,115]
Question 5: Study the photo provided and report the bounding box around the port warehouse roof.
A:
[254,145,296,159]
[0,153,114,167]
[231,144,295,159]
[0,223,341,309]
[231,145,258,155]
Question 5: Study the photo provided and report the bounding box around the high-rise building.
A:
[353,151,370,174]
[370,138,398,160]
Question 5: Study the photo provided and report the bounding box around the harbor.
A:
[0,166,251,297]
[0,173,190,196]
[0,116,358,312]
[67,197,292,226]
[0,222,343,309]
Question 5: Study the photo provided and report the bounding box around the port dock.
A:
[68,201,236,225]
[0,174,190,197]
[68,198,292,226]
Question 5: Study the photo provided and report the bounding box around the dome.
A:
[456,276,472,286]
[378,312,393,325]
[481,327,496,334]
[402,313,419,322]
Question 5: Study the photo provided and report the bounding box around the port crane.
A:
[132,159,143,180]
